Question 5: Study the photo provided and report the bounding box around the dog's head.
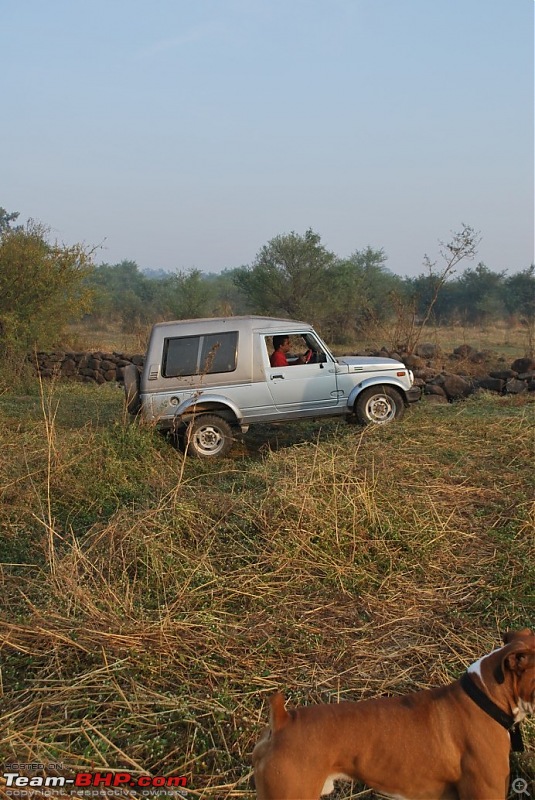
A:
[493,628,535,720]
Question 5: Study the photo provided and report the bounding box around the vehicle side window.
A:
[163,332,238,377]
[265,333,327,364]
[264,336,274,359]
[265,334,304,359]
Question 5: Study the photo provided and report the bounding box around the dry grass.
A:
[64,319,532,363]
[0,382,534,797]
[63,321,152,355]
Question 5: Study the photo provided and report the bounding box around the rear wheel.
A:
[185,414,234,458]
[355,386,405,425]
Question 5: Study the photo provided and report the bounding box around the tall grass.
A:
[0,381,533,797]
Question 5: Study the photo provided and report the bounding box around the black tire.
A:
[185,414,234,458]
[123,364,141,415]
[355,385,405,425]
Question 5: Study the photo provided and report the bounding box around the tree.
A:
[394,224,481,351]
[321,247,400,343]
[233,229,336,320]
[503,265,535,321]
[89,260,156,329]
[0,216,94,362]
[456,262,506,325]
[203,269,248,316]
[504,264,535,355]
[0,207,21,233]
[163,268,214,320]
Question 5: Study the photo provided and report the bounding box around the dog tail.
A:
[269,692,290,732]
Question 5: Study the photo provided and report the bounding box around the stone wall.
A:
[358,344,535,402]
[30,345,535,400]
[31,351,144,384]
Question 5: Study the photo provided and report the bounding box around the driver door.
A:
[264,333,341,415]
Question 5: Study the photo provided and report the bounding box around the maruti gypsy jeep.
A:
[124,316,419,458]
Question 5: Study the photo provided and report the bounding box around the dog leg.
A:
[456,767,509,800]
[254,764,329,800]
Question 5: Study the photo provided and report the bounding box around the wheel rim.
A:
[191,424,226,455]
[365,393,396,423]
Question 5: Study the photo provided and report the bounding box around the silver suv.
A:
[124,316,419,458]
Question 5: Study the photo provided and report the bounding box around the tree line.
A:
[1,207,533,367]
[89,227,534,347]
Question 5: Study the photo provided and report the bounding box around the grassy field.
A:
[0,373,534,797]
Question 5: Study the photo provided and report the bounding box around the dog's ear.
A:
[494,636,535,683]
[269,692,290,733]
[502,628,533,645]
[504,651,532,678]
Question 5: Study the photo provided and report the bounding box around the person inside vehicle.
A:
[270,335,311,367]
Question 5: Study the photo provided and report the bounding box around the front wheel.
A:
[355,386,405,425]
[185,414,234,458]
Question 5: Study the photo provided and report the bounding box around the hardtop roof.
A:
[151,315,312,333]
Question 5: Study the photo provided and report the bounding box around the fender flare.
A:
[173,394,244,425]
[347,378,409,411]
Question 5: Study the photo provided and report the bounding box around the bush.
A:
[0,217,94,374]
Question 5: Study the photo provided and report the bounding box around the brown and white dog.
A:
[252,629,534,800]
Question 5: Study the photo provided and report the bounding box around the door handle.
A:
[271,374,284,380]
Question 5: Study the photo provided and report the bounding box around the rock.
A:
[403,354,424,369]
[423,384,447,397]
[453,344,477,359]
[505,378,528,395]
[511,357,535,373]
[489,369,517,380]
[472,349,494,363]
[469,351,489,364]
[415,342,439,359]
[60,359,77,376]
[437,373,474,401]
[474,377,505,393]
[414,368,437,381]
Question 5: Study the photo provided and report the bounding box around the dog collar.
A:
[460,672,524,752]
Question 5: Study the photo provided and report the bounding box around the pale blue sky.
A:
[1,0,533,276]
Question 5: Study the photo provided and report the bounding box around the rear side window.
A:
[163,331,238,378]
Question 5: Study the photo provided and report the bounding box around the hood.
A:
[336,356,406,372]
